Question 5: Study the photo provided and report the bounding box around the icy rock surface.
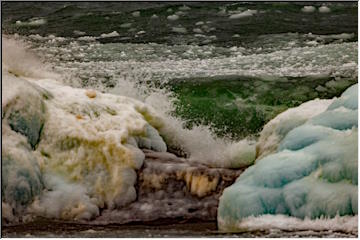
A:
[218,84,358,231]
[2,71,167,222]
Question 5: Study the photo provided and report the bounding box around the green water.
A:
[171,75,357,138]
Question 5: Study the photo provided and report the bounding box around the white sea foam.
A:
[219,214,358,234]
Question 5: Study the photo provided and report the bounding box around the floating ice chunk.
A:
[306,40,318,46]
[150,14,159,19]
[100,31,120,38]
[77,36,96,41]
[178,5,191,11]
[15,18,47,27]
[194,34,206,38]
[120,22,132,28]
[193,28,203,33]
[229,9,257,19]
[172,27,187,34]
[132,11,140,17]
[319,6,331,13]
[301,6,316,13]
[28,34,44,40]
[175,11,186,16]
[73,30,86,36]
[167,14,179,21]
[195,21,204,26]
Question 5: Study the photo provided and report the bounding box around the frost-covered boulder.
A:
[2,124,43,220]
[34,79,167,215]
[2,73,46,222]
[2,70,168,222]
[218,84,358,231]
[2,73,48,148]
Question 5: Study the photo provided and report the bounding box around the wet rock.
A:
[91,150,243,224]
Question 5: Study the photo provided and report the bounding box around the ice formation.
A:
[100,31,120,38]
[256,98,333,160]
[319,6,331,13]
[167,14,179,21]
[15,18,47,27]
[301,6,316,13]
[218,84,358,231]
[2,38,168,222]
[229,9,257,19]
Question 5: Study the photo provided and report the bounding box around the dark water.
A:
[2,2,358,46]
[2,218,357,238]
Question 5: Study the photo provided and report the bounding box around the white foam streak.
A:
[232,214,358,234]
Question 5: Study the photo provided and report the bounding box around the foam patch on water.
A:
[219,214,358,234]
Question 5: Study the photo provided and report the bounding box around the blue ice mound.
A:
[3,74,48,148]
[2,127,44,210]
[2,76,46,214]
[218,84,358,230]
